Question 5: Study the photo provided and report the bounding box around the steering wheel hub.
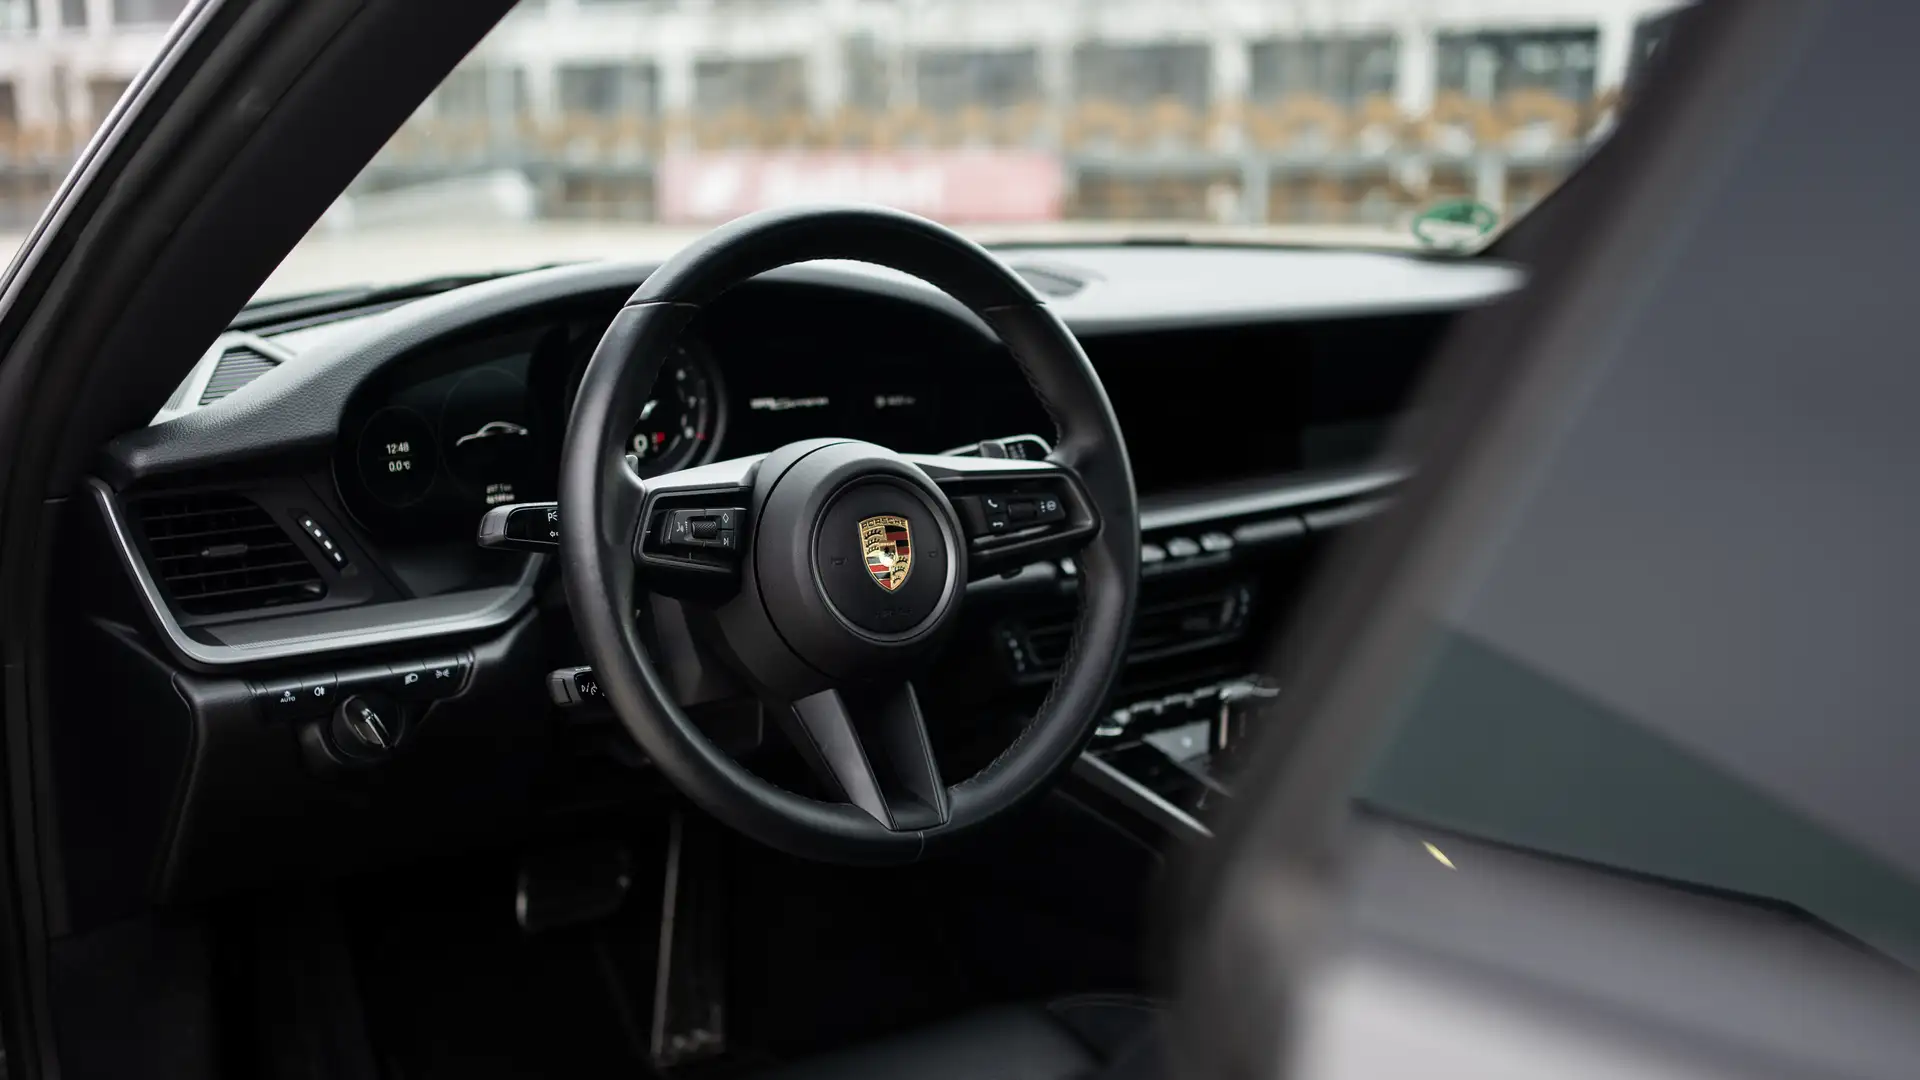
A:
[812,482,951,635]
[736,441,966,689]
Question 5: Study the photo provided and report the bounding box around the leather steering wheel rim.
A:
[559,205,1139,864]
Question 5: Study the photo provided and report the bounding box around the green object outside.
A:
[1412,199,1501,250]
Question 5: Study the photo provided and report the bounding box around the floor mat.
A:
[340,829,668,1080]
[331,795,1153,1079]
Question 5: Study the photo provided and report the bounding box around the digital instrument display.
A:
[337,319,568,536]
[355,406,438,507]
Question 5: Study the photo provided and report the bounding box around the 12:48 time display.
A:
[356,406,438,507]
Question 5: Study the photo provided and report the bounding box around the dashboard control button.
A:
[548,666,604,708]
[299,672,339,709]
[293,509,349,568]
[1008,500,1037,524]
[996,435,1050,461]
[1165,536,1201,559]
[257,677,307,716]
[1140,543,1167,565]
[662,507,744,551]
[478,502,561,551]
[1031,495,1066,524]
[332,695,395,756]
[1199,531,1234,554]
[388,659,432,699]
[506,504,560,544]
[420,656,468,697]
[956,496,1009,537]
[573,669,603,701]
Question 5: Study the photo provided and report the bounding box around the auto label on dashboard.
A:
[859,514,913,592]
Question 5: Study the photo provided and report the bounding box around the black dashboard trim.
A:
[1139,468,1406,532]
[90,476,542,668]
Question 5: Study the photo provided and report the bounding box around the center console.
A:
[1074,677,1282,837]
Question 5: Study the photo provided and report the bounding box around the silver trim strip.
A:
[1071,752,1213,839]
[90,476,540,668]
[1140,467,1408,532]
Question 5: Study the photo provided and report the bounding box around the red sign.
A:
[659,150,1065,224]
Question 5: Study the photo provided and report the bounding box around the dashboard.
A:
[324,274,1452,546]
[61,245,1521,920]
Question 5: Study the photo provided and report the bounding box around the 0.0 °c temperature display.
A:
[355,405,439,508]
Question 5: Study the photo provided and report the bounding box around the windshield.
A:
[0,0,1683,299]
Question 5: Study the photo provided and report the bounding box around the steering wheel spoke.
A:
[783,683,948,831]
[909,453,1102,580]
[629,454,763,602]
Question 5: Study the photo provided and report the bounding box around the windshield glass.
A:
[0,0,1683,298]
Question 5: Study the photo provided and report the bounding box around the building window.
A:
[435,66,528,119]
[915,48,1040,111]
[61,0,86,29]
[0,0,37,33]
[1437,29,1600,102]
[557,64,659,116]
[0,82,18,128]
[693,57,807,115]
[111,0,188,26]
[1249,35,1397,104]
[1073,42,1211,109]
[843,33,891,110]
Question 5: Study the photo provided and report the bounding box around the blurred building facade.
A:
[0,0,1684,231]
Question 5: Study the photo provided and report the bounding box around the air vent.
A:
[1014,588,1248,676]
[135,493,325,616]
[198,345,278,405]
[1011,264,1090,299]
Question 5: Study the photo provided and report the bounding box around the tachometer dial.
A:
[628,343,718,477]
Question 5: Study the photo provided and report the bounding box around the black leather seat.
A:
[756,995,1162,1080]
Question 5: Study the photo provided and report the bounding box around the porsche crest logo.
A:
[858,514,913,592]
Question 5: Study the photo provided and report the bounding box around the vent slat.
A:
[154,544,302,564]
[197,347,278,406]
[146,524,291,543]
[158,559,321,584]
[133,493,326,616]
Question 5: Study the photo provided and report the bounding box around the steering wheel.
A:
[558,206,1139,864]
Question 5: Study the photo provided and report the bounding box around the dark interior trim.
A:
[90,478,542,669]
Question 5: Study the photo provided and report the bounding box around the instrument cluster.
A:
[335,308,727,539]
[332,288,1050,542]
